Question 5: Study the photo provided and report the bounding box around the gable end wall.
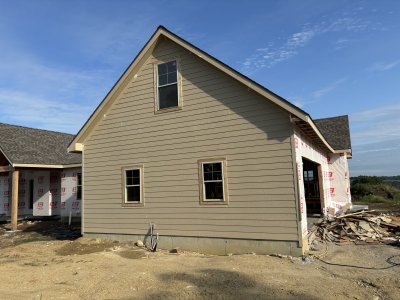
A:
[83,38,300,244]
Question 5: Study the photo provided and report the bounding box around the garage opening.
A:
[302,158,323,216]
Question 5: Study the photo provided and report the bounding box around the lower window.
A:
[122,165,144,206]
[199,158,228,204]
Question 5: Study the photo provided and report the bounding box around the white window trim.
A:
[154,59,183,113]
[198,158,228,205]
[122,165,144,207]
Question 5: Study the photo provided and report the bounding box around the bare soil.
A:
[0,220,399,300]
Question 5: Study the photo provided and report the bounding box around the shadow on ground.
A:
[0,220,81,249]
[21,220,81,240]
[144,268,319,300]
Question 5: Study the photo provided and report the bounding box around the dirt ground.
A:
[0,221,399,300]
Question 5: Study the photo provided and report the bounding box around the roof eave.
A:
[291,116,336,153]
[12,163,82,169]
[334,149,352,158]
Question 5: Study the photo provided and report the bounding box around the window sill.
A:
[155,106,182,114]
[122,202,145,208]
[200,200,228,206]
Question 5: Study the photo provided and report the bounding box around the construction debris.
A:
[308,211,400,245]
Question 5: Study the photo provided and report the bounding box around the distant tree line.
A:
[350,175,400,203]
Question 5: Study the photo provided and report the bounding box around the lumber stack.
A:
[309,211,400,245]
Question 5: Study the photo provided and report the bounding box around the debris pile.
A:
[309,211,400,245]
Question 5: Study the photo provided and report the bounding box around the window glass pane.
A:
[205,182,224,200]
[132,169,140,185]
[158,63,168,75]
[159,84,178,109]
[159,74,168,86]
[203,163,212,181]
[77,173,82,185]
[126,169,140,185]
[126,170,133,185]
[167,71,177,84]
[203,171,212,181]
[213,169,222,180]
[158,61,177,86]
[203,163,222,181]
[126,186,140,202]
[212,163,222,172]
[203,164,212,173]
[167,61,177,72]
[77,186,82,200]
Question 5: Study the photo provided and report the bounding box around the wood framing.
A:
[11,169,19,231]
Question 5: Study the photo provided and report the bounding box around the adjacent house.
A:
[68,26,352,255]
[0,123,82,227]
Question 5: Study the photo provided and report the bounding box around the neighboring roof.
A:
[68,25,338,154]
[0,123,81,166]
[314,115,352,151]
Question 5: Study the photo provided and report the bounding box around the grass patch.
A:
[357,195,389,203]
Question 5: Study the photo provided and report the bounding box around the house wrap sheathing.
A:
[294,129,351,238]
[0,169,81,218]
[0,123,82,221]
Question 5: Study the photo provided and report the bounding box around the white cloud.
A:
[334,38,352,50]
[0,45,113,133]
[241,15,373,72]
[351,102,400,123]
[322,17,370,33]
[355,146,399,154]
[312,78,346,98]
[349,103,400,176]
[0,89,93,133]
[368,60,400,72]
[241,28,317,71]
[349,139,400,176]
[350,103,400,146]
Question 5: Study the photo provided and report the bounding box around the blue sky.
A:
[0,0,399,176]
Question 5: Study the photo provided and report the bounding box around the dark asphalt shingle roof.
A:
[314,115,352,151]
[0,123,81,165]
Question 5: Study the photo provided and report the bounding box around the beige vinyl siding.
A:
[83,38,299,242]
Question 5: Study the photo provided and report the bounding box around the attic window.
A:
[156,60,180,111]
